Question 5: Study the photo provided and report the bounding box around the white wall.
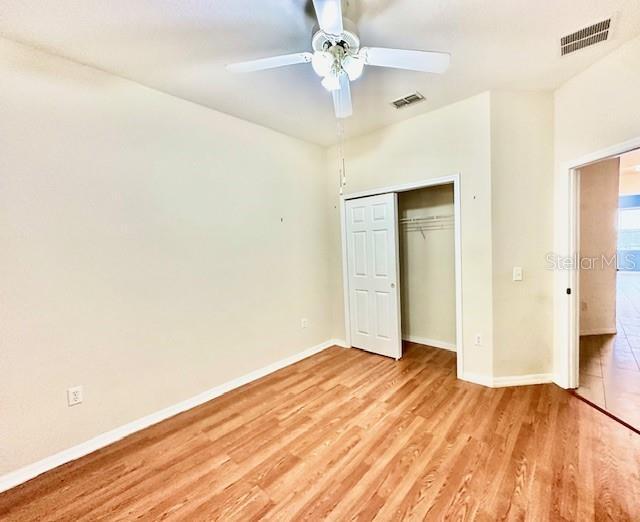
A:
[398,185,456,347]
[490,91,554,377]
[329,93,494,380]
[579,159,620,335]
[0,38,334,475]
[554,34,640,385]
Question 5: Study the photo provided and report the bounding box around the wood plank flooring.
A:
[578,271,640,430]
[1,342,640,521]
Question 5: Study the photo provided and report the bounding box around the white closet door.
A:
[346,193,401,359]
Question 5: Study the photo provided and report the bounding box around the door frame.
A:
[562,137,640,388]
[340,174,463,377]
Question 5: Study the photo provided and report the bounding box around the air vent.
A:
[391,92,425,109]
[561,19,611,55]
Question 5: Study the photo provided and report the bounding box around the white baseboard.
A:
[402,335,456,352]
[460,372,494,387]
[461,372,553,388]
[579,328,617,336]
[552,372,571,389]
[491,373,554,388]
[0,338,343,494]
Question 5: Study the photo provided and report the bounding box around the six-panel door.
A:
[345,193,401,359]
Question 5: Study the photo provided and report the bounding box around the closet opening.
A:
[398,184,457,362]
[340,176,463,377]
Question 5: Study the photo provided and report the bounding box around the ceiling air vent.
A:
[391,92,425,109]
[561,19,611,55]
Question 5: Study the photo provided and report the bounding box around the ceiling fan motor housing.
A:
[311,18,360,54]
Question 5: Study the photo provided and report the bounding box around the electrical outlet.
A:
[475,334,482,346]
[512,266,523,281]
[301,318,308,329]
[67,386,83,406]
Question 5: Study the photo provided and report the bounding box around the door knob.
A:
[391,283,396,288]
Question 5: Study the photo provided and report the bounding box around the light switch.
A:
[512,266,523,281]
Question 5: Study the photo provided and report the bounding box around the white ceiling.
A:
[1,0,640,146]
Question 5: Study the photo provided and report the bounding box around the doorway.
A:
[340,176,463,377]
[576,149,640,430]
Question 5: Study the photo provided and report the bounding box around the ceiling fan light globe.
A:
[321,75,341,91]
[311,51,333,77]
[342,55,364,81]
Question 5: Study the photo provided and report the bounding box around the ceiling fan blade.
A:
[226,52,312,73]
[332,73,352,119]
[312,0,344,35]
[362,47,450,73]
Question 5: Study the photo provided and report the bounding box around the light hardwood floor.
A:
[578,271,640,430]
[2,342,640,521]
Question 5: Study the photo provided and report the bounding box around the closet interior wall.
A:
[398,185,456,349]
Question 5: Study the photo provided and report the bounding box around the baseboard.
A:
[0,338,342,494]
[579,328,617,336]
[553,372,571,389]
[402,335,456,352]
[460,372,494,387]
[491,373,554,388]
[461,372,553,388]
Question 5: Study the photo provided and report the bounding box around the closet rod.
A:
[403,226,453,231]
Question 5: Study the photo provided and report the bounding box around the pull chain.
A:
[336,119,346,195]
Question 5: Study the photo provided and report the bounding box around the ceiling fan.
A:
[226,0,450,119]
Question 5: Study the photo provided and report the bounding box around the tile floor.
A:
[578,271,640,430]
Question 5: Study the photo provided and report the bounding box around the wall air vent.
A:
[561,19,611,56]
[391,92,425,109]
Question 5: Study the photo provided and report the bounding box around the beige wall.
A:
[398,185,456,346]
[5,27,640,478]
[555,35,640,165]
[330,91,555,380]
[490,91,554,376]
[554,34,640,383]
[619,150,640,195]
[329,93,494,379]
[579,159,620,335]
[619,171,640,195]
[0,38,334,475]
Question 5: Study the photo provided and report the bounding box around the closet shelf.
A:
[399,214,453,224]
